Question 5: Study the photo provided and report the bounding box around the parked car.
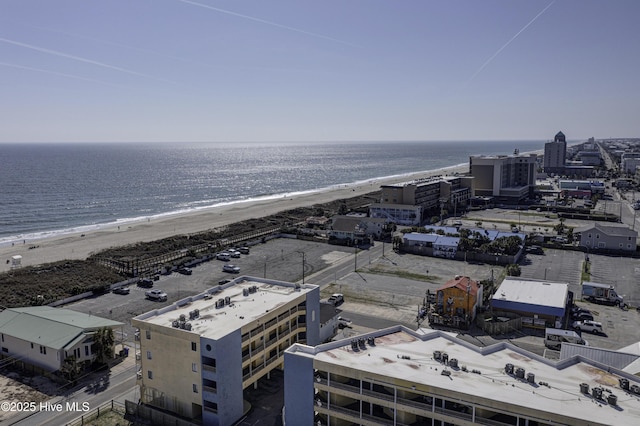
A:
[328,293,344,306]
[526,245,544,255]
[113,286,130,295]
[573,311,594,322]
[229,249,241,258]
[222,264,240,273]
[238,246,250,254]
[216,252,231,261]
[145,289,168,302]
[218,279,232,285]
[572,320,604,334]
[137,278,154,288]
[177,267,192,275]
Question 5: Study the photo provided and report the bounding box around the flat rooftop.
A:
[133,276,317,340]
[289,327,640,424]
[492,278,568,309]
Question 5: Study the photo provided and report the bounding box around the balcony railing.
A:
[202,364,216,373]
[203,385,217,394]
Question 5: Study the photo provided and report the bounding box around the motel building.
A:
[132,276,320,426]
[284,326,640,426]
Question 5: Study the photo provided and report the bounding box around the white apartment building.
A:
[284,326,640,425]
[132,276,320,426]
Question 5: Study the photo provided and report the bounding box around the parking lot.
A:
[66,234,640,358]
[67,239,355,344]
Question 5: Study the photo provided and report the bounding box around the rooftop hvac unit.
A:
[216,298,225,308]
[351,340,358,351]
[526,373,535,384]
[249,285,257,293]
[189,311,195,320]
[367,337,375,346]
[433,351,442,361]
[619,378,629,390]
[580,383,589,394]
[179,321,186,329]
[172,320,180,328]
[194,309,199,317]
[441,353,449,364]
[179,314,186,322]
[630,384,640,395]
[515,367,525,379]
[243,288,249,296]
[592,387,603,400]
[225,296,231,305]
[505,363,514,374]
[358,338,366,350]
[185,323,192,331]
[607,394,618,406]
[448,358,458,368]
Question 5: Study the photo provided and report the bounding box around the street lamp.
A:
[296,251,306,284]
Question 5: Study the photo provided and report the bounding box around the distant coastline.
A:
[0,140,552,244]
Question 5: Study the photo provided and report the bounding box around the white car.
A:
[572,320,604,334]
[328,293,344,306]
[223,264,240,273]
[228,249,241,258]
[145,289,168,302]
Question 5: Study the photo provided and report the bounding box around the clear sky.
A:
[1,0,638,143]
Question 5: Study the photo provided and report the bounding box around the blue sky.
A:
[1,0,638,143]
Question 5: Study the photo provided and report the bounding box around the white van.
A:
[544,328,587,350]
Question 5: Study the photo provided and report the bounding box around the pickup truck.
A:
[145,289,168,302]
[328,293,344,306]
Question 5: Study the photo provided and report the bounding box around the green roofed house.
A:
[0,306,123,374]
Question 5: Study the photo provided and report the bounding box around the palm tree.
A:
[92,327,115,366]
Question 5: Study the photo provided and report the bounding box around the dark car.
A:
[137,278,154,288]
[573,311,594,322]
[526,245,544,255]
[177,267,193,275]
[218,279,232,285]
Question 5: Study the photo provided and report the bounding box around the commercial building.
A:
[378,175,472,222]
[132,276,320,426]
[284,326,640,425]
[558,179,605,198]
[328,215,389,244]
[544,131,567,174]
[428,275,482,329]
[575,222,638,252]
[369,203,422,226]
[491,278,568,329]
[0,306,123,374]
[469,153,536,202]
[621,152,640,174]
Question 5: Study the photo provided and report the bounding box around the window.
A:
[193,384,198,393]
[191,342,197,351]
[40,345,46,355]
[85,346,89,356]
[148,370,153,379]
[31,343,34,349]
[192,363,197,372]
[206,344,212,351]
[145,330,151,340]
[1,334,3,342]
[147,351,152,360]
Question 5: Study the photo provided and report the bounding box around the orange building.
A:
[430,276,482,329]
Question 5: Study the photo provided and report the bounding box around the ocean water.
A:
[0,140,546,244]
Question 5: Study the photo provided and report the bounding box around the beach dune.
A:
[0,166,467,272]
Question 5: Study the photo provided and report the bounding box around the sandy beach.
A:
[0,165,469,272]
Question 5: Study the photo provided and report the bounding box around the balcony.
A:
[202,364,216,373]
[203,385,217,394]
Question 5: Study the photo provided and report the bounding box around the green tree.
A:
[92,327,115,366]
[505,264,521,276]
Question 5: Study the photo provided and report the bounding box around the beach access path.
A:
[0,165,468,272]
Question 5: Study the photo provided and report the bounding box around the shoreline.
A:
[0,164,469,272]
